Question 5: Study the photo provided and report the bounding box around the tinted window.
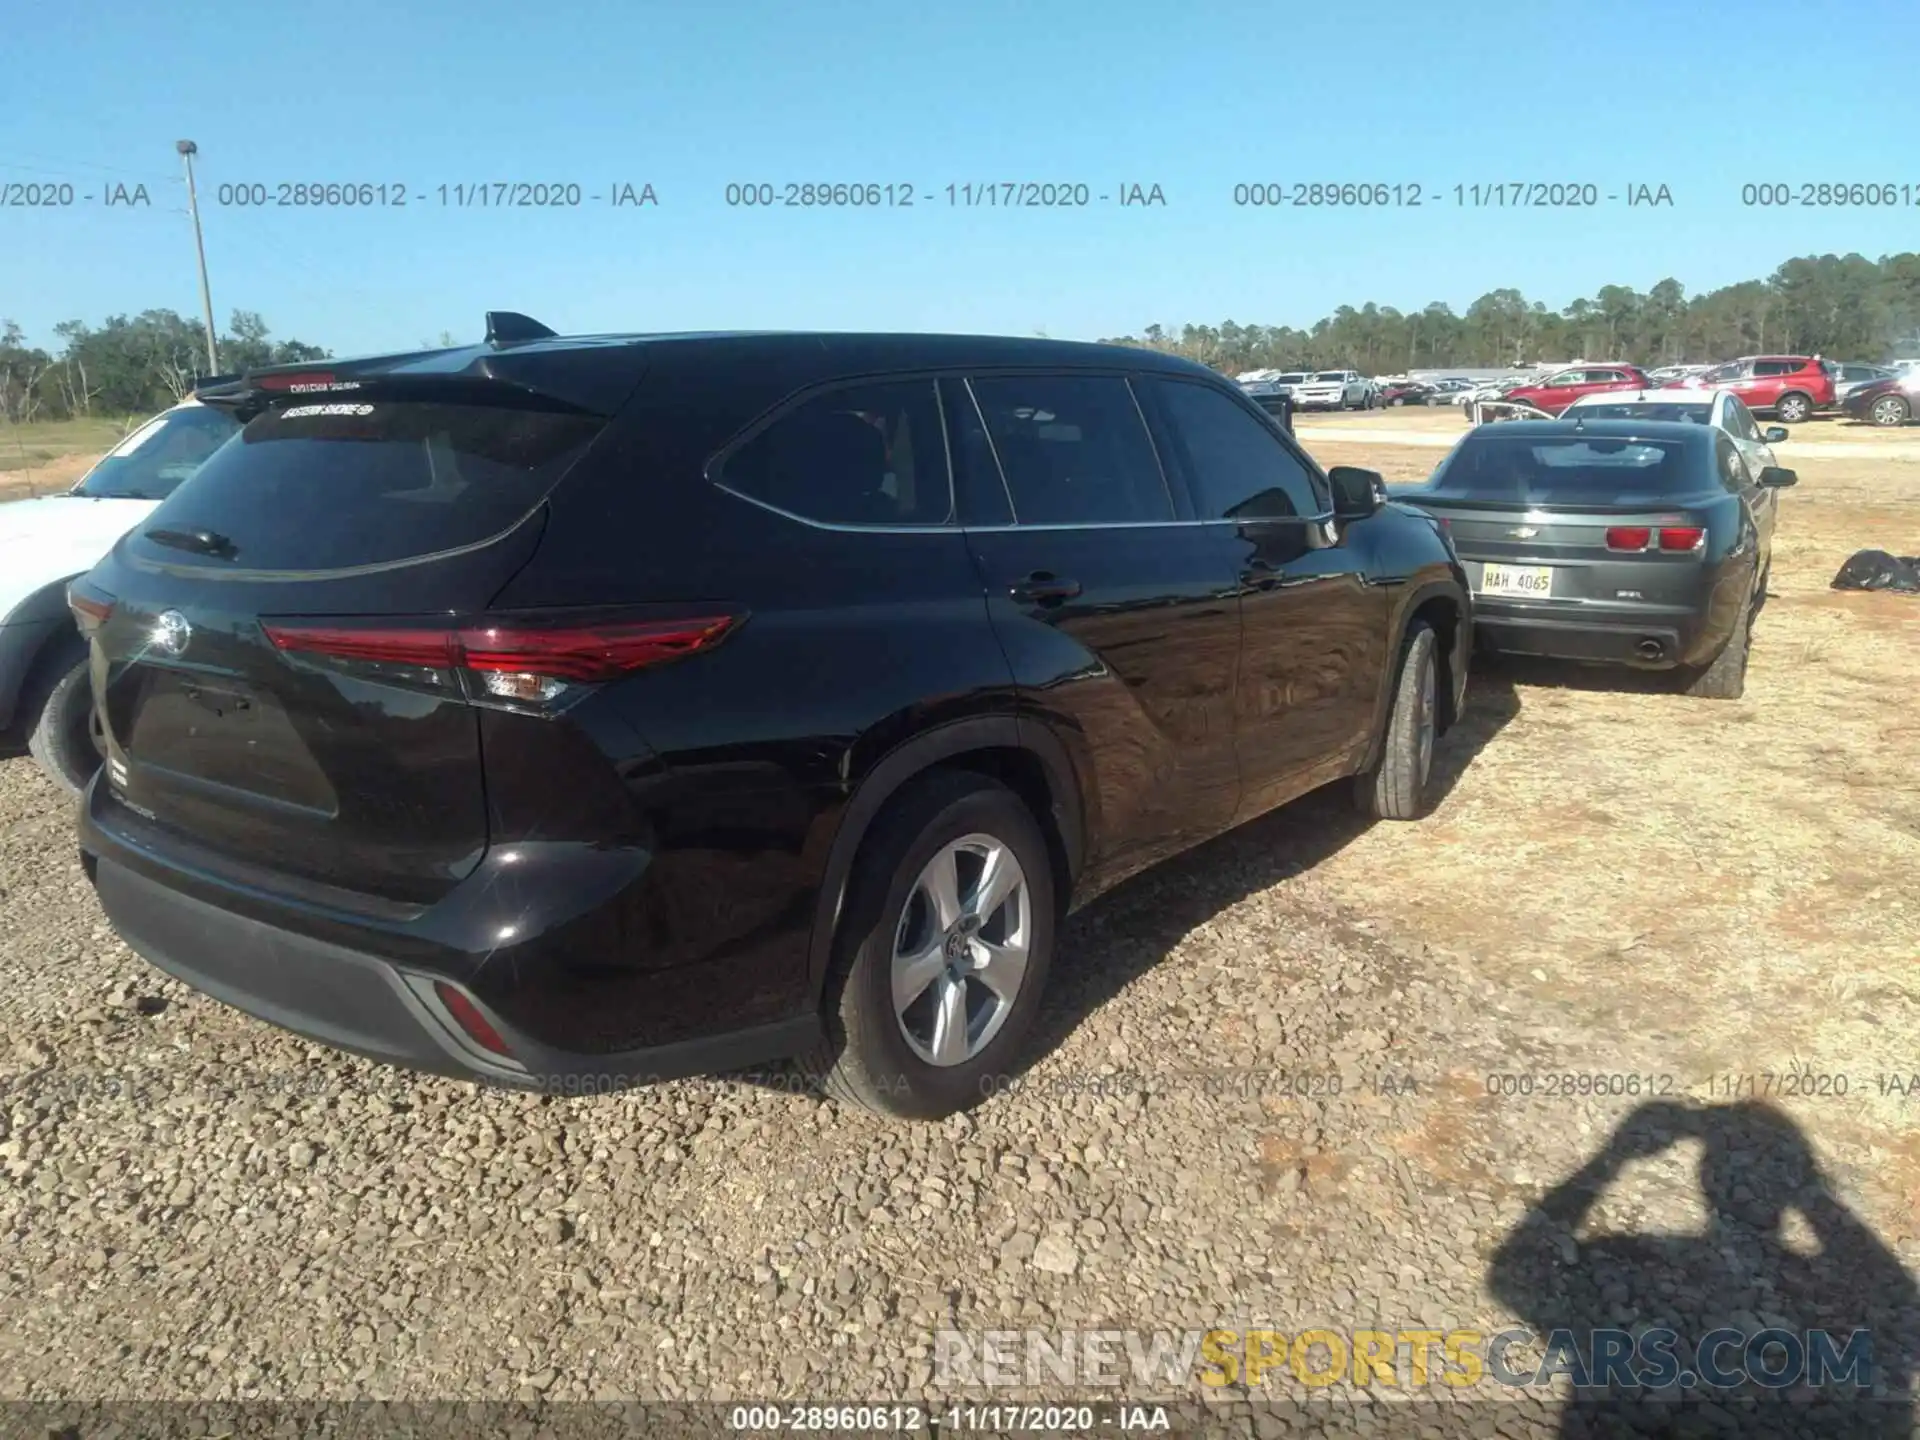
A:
[969,375,1172,526]
[1572,402,1711,424]
[73,404,240,501]
[938,377,1011,526]
[139,398,603,570]
[722,380,951,527]
[1148,379,1323,520]
[1428,435,1703,505]
[1724,398,1760,440]
[1714,433,1751,492]
[1753,359,1798,376]
[1312,372,1347,382]
[1701,362,1747,383]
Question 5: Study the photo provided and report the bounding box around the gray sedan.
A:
[1395,419,1796,700]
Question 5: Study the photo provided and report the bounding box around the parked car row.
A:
[1240,369,1379,410]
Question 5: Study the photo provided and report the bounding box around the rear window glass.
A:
[135,399,603,570]
[73,405,240,501]
[1572,402,1712,424]
[1429,435,1700,505]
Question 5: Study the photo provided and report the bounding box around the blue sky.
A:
[5,0,1917,357]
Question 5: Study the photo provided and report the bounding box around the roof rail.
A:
[485,311,558,345]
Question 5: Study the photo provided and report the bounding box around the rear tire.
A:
[1677,592,1752,700]
[800,771,1056,1120]
[1355,621,1439,821]
[25,644,102,796]
[1774,392,1813,424]
[1869,394,1911,428]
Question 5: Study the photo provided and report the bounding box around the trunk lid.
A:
[79,383,619,908]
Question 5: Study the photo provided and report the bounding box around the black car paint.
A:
[1397,419,1780,669]
[76,331,1469,1087]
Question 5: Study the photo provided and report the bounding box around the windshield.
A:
[1312,372,1346,382]
[1572,402,1713,424]
[70,404,241,500]
[1427,434,1700,505]
[1276,374,1308,384]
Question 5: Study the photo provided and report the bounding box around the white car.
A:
[0,397,240,791]
[1561,387,1788,484]
[1292,369,1375,410]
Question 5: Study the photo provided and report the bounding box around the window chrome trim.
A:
[705,484,1336,537]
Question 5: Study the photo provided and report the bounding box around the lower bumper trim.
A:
[91,856,822,1092]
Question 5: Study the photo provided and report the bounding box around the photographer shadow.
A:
[1487,1099,1920,1437]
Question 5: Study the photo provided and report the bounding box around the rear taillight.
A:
[262,613,739,704]
[1658,526,1705,552]
[1605,526,1652,551]
[433,982,513,1057]
[68,583,115,633]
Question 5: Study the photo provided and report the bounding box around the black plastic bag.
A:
[1831,549,1920,593]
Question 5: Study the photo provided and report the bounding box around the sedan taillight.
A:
[1658,527,1705,552]
[1605,527,1652,551]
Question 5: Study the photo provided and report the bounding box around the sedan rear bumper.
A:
[1472,598,1709,669]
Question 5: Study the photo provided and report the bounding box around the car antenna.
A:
[485,311,557,345]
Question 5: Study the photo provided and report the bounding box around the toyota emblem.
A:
[152,610,192,657]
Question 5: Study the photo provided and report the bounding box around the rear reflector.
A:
[433,982,513,1057]
[1658,527,1704,551]
[1605,527,1652,551]
[263,614,738,684]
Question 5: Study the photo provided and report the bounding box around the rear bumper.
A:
[1472,599,1708,669]
[78,777,822,1091]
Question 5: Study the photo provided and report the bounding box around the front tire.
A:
[1869,394,1911,427]
[1355,621,1440,821]
[25,644,102,796]
[803,771,1056,1120]
[1774,392,1813,424]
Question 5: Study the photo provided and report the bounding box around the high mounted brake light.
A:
[255,372,356,393]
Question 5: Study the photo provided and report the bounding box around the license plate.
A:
[1478,564,1554,598]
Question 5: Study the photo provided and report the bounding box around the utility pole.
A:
[176,140,219,376]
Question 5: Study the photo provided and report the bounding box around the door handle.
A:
[1011,572,1081,606]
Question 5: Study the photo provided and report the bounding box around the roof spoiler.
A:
[486,311,558,345]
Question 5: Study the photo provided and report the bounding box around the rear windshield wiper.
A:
[145,526,238,560]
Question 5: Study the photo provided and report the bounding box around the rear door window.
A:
[1753,359,1798,377]
[136,397,605,570]
[718,379,953,527]
[968,374,1173,525]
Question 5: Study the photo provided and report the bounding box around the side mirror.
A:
[1758,466,1798,488]
[1763,426,1789,443]
[1328,465,1386,519]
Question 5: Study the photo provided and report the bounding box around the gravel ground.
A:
[3,443,1917,1437]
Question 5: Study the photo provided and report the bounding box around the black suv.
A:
[71,318,1471,1120]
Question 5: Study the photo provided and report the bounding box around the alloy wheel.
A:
[889,834,1031,1067]
[1871,396,1909,428]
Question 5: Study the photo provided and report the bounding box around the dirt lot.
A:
[1,426,1917,1430]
